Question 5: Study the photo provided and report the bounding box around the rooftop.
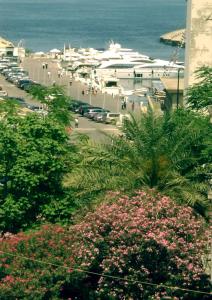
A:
[160,77,184,92]
[0,37,14,48]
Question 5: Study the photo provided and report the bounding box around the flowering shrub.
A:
[0,225,74,299]
[0,191,211,299]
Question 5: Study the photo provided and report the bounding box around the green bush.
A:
[0,112,75,232]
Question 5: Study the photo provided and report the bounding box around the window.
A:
[105,64,135,69]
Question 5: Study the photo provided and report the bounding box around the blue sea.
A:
[0,0,186,60]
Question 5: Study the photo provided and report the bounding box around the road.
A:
[21,57,137,113]
[0,57,122,141]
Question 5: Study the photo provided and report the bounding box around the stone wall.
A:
[184,0,212,88]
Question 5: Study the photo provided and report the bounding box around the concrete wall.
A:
[184,0,212,89]
[164,91,184,111]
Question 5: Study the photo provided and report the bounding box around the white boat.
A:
[68,60,99,72]
[92,42,153,79]
[134,87,149,94]
[93,60,142,79]
[100,76,122,96]
[102,42,151,62]
[134,60,184,79]
[62,42,184,83]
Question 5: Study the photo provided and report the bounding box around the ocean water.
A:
[0,0,186,60]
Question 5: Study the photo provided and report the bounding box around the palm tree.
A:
[70,109,211,217]
[186,66,212,111]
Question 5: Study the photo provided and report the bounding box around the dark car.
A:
[26,104,42,110]
[2,96,27,107]
[69,100,88,112]
[18,79,33,89]
[78,104,93,115]
[24,82,42,93]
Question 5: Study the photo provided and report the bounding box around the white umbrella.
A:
[34,51,45,55]
[49,48,61,53]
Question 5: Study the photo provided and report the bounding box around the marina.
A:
[0,2,212,298]
[0,36,185,115]
[0,0,186,60]
[60,41,184,103]
[0,0,186,112]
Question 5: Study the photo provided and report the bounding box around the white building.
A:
[0,37,14,57]
[184,0,212,88]
[13,47,26,59]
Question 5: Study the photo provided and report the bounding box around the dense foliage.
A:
[0,106,75,233]
[0,78,211,299]
[71,109,212,218]
[29,85,73,126]
[186,66,212,110]
[0,191,210,299]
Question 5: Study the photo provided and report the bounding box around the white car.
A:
[0,90,8,97]
[116,114,131,128]
[102,113,121,124]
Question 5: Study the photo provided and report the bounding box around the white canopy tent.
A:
[49,48,61,54]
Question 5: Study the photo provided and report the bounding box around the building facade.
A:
[0,37,14,57]
[184,0,212,88]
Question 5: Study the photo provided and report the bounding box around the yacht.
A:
[134,60,184,79]
[62,42,184,82]
[93,60,143,79]
[92,42,153,78]
[103,42,150,61]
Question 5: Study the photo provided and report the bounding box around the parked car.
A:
[18,79,33,89]
[0,64,8,72]
[69,100,87,112]
[89,109,110,120]
[25,104,42,111]
[24,82,41,92]
[78,104,92,115]
[2,96,26,106]
[7,62,18,68]
[116,114,131,127]
[6,73,28,83]
[0,90,8,97]
[33,108,48,116]
[84,108,105,118]
[93,112,107,122]
[101,112,121,124]
[13,76,29,85]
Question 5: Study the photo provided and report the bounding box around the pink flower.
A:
[2,275,15,283]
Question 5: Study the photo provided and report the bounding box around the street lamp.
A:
[37,66,40,82]
[176,68,183,109]
[89,89,92,105]
[117,91,121,113]
[89,79,92,105]
[103,92,106,109]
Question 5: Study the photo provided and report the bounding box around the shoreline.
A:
[160,29,185,47]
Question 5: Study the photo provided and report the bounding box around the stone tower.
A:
[184,0,212,88]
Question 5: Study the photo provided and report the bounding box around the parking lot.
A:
[0,57,121,141]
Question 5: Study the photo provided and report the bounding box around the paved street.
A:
[0,74,39,105]
[0,57,122,141]
[22,57,139,113]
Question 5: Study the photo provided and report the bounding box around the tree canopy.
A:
[0,102,76,233]
[29,84,73,126]
[70,109,212,218]
[186,66,212,111]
